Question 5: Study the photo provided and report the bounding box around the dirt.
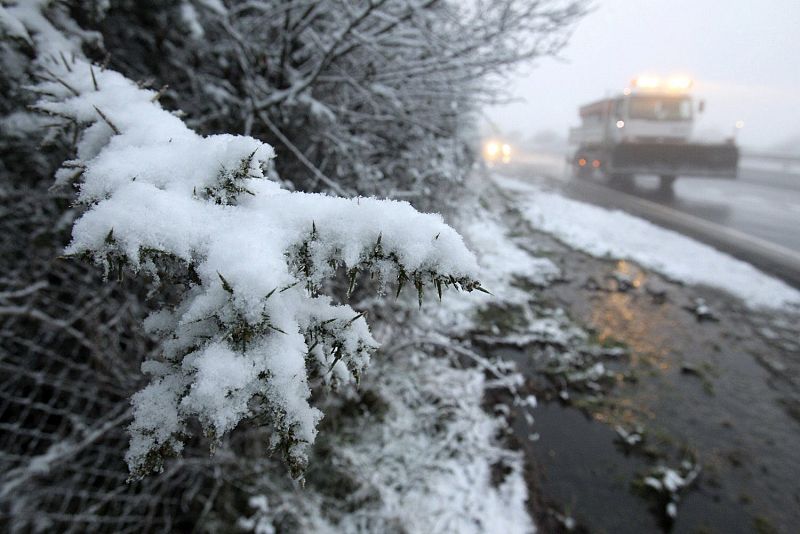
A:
[480,183,800,533]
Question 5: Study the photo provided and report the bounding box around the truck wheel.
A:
[609,173,633,188]
[573,165,591,180]
[659,175,677,193]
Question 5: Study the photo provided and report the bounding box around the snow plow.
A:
[569,76,739,191]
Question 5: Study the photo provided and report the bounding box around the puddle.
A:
[517,402,658,533]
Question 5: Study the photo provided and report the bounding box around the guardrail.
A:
[741,151,800,164]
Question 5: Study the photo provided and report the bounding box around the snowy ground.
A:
[493,174,800,310]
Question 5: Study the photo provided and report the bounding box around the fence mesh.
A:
[0,183,217,532]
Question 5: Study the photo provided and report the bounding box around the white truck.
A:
[569,76,739,191]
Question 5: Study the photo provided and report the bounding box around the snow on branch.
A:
[33,55,482,480]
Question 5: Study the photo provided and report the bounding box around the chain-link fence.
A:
[0,182,216,532]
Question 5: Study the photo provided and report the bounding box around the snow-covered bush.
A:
[7,0,486,480]
[1,2,584,531]
[32,53,485,479]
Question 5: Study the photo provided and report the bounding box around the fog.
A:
[487,0,800,151]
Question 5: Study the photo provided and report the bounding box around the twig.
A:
[93,105,121,135]
[256,109,350,196]
[89,64,98,90]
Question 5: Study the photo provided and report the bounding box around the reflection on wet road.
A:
[604,167,800,254]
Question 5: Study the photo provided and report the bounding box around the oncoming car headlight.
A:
[484,141,511,163]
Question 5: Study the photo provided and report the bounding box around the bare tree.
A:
[95,0,585,205]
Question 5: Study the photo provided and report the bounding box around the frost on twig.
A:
[34,57,481,480]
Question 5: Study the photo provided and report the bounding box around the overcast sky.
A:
[485,0,800,150]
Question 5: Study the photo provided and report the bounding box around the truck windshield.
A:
[628,96,692,121]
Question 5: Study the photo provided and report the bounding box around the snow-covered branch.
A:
[30,50,482,479]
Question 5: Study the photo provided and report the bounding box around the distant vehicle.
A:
[484,140,512,165]
[569,76,739,191]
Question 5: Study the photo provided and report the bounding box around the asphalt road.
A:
[604,166,800,254]
[505,153,800,287]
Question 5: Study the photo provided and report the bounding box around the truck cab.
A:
[614,92,694,142]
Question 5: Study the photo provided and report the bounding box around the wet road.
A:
[602,165,800,254]
[506,152,800,287]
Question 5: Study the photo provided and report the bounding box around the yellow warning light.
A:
[630,75,693,93]
[666,76,693,91]
[632,75,661,89]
